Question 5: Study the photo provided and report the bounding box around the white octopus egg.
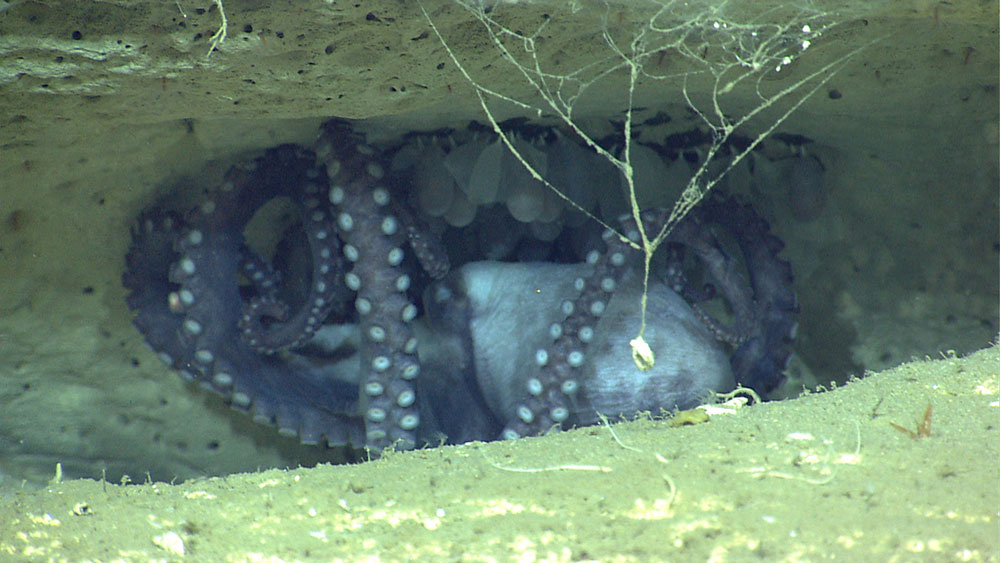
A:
[443,134,490,192]
[443,189,477,228]
[413,143,456,218]
[622,143,673,210]
[465,138,504,205]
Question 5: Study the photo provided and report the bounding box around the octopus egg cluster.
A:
[391,129,626,241]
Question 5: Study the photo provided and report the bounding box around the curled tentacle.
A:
[316,120,427,451]
[236,152,345,354]
[633,198,797,393]
[499,198,797,439]
[394,202,451,280]
[420,256,735,444]
[501,225,636,439]
[124,146,363,447]
[124,209,191,372]
[239,246,282,300]
[656,195,797,392]
[691,196,798,392]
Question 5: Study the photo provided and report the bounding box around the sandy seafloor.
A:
[0,0,997,560]
[0,347,997,561]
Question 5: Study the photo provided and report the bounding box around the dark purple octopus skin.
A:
[123,119,798,452]
[124,143,368,447]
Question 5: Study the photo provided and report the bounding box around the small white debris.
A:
[702,396,749,416]
[630,336,655,371]
[153,531,185,556]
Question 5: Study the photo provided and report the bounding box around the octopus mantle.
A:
[123,120,798,452]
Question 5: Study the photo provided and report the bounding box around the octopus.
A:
[123,119,798,453]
